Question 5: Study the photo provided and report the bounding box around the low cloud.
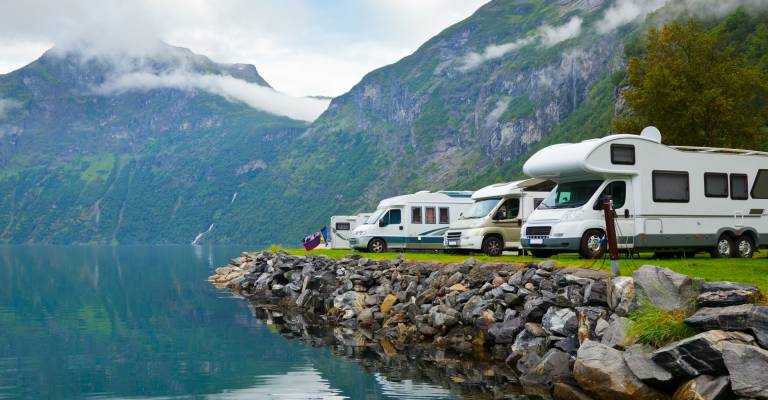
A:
[0,98,20,120]
[95,71,330,122]
[596,0,666,34]
[459,16,582,71]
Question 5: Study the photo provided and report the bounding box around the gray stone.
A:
[594,318,610,337]
[633,265,698,313]
[685,304,754,331]
[520,349,575,388]
[564,274,593,286]
[553,335,580,355]
[698,289,757,307]
[672,375,731,400]
[559,267,611,281]
[623,344,673,385]
[504,293,522,307]
[488,318,525,344]
[600,317,633,349]
[542,307,578,336]
[652,330,755,378]
[553,383,594,400]
[573,340,665,400]
[607,276,635,316]
[525,322,547,337]
[701,281,759,293]
[511,329,548,355]
[723,342,768,399]
[539,260,557,271]
[584,280,609,306]
[522,297,548,322]
[515,350,541,374]
[415,287,437,305]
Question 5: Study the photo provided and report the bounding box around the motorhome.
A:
[520,126,768,259]
[329,213,371,249]
[443,179,554,256]
[349,191,474,252]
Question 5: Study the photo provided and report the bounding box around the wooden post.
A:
[602,196,620,275]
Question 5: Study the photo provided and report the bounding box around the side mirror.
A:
[378,219,386,227]
[624,209,630,219]
[516,219,522,226]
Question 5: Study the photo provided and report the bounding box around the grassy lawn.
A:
[271,247,768,293]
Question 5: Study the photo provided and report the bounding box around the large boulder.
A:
[632,265,699,313]
[488,318,525,344]
[623,344,674,386]
[672,375,731,400]
[519,349,575,389]
[600,317,634,349]
[684,304,754,331]
[722,342,768,399]
[699,281,759,308]
[608,276,635,316]
[573,340,666,400]
[652,330,755,378]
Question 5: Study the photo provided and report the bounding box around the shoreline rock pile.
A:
[210,251,768,399]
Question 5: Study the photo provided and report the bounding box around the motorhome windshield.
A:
[540,180,603,209]
[461,198,500,219]
[365,209,386,224]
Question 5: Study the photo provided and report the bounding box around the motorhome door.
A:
[379,208,404,249]
[494,198,522,246]
[595,180,635,248]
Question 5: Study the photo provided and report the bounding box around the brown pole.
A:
[602,196,620,275]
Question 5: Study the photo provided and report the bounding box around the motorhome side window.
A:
[652,171,689,202]
[411,207,422,224]
[752,170,768,199]
[704,173,728,198]
[610,144,635,165]
[384,209,401,225]
[497,198,520,219]
[730,174,748,200]
[425,207,436,224]
[593,181,626,209]
[439,207,450,224]
[335,222,351,231]
[533,198,544,208]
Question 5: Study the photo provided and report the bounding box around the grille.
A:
[446,231,462,240]
[525,226,552,237]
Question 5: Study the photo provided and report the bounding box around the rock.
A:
[623,344,674,385]
[525,322,547,337]
[601,317,634,349]
[415,288,437,305]
[672,375,731,400]
[608,276,635,316]
[553,383,595,400]
[461,295,484,323]
[522,297,548,322]
[539,260,557,271]
[520,349,575,389]
[553,335,580,355]
[515,350,542,374]
[448,283,467,292]
[543,307,578,336]
[755,328,768,349]
[564,274,593,286]
[492,275,504,287]
[380,294,398,313]
[576,306,609,343]
[573,340,665,400]
[511,329,548,355]
[698,289,757,307]
[488,318,525,344]
[504,293,522,307]
[685,304,754,331]
[446,271,463,287]
[632,265,698,313]
[652,330,755,378]
[594,318,610,337]
[584,280,609,306]
[357,307,375,325]
[722,342,768,399]
[701,281,759,293]
[559,267,611,281]
[430,307,459,329]
[333,291,366,315]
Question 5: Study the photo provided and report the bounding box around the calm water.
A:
[0,246,460,399]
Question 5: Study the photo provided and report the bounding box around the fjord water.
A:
[0,246,458,399]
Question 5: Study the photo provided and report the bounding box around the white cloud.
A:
[95,71,330,122]
[0,98,21,120]
[540,16,583,47]
[596,0,666,34]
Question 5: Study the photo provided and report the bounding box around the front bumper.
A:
[348,236,371,249]
[521,237,580,251]
[444,230,483,250]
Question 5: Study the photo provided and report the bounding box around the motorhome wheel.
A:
[482,236,503,257]
[580,229,605,259]
[712,235,734,258]
[367,238,387,253]
[735,236,754,258]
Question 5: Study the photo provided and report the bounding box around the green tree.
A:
[613,19,768,149]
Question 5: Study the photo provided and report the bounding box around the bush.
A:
[627,302,697,347]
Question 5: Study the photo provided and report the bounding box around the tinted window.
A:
[704,173,728,198]
[439,207,450,224]
[533,198,544,208]
[411,207,422,224]
[752,170,768,199]
[611,144,635,165]
[652,171,689,202]
[731,174,748,200]
[425,207,436,224]
[497,198,520,220]
[335,222,351,231]
[384,209,401,225]
[594,181,626,209]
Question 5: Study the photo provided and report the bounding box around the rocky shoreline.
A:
[210,251,768,399]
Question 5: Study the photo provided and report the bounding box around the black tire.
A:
[734,236,755,259]
[711,235,734,258]
[482,236,503,257]
[580,229,605,259]
[367,238,387,253]
[530,250,556,258]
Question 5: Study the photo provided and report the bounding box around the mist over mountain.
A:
[1,0,767,245]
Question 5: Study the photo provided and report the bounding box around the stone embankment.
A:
[210,251,768,399]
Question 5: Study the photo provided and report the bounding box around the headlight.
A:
[561,209,584,221]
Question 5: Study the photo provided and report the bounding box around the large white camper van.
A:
[329,213,371,249]
[443,179,553,256]
[349,191,474,252]
[521,127,768,258]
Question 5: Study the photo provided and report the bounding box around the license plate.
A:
[448,240,458,246]
[530,238,543,245]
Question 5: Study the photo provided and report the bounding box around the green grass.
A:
[627,302,698,347]
[267,247,768,292]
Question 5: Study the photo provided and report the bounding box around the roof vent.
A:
[640,126,662,143]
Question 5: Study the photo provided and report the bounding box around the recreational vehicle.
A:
[349,191,474,252]
[520,127,768,259]
[329,213,371,249]
[443,179,554,256]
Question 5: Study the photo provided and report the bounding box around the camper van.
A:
[329,213,371,249]
[521,127,768,259]
[349,191,474,252]
[443,179,554,256]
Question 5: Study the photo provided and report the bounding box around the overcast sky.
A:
[0,0,488,97]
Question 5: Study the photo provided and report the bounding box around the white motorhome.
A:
[521,127,768,259]
[329,213,371,249]
[443,179,554,256]
[349,191,474,252]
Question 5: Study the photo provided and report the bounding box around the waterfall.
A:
[191,223,214,245]
[230,191,238,204]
